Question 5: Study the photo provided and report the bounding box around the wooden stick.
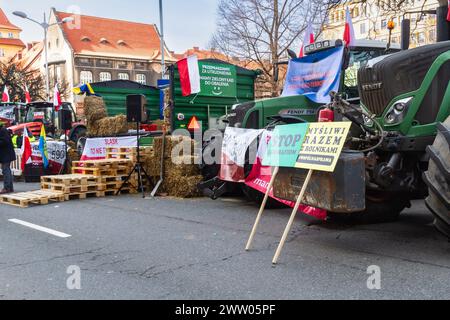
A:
[245,166,280,251]
[272,169,313,265]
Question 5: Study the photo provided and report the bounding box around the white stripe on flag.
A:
[187,55,201,95]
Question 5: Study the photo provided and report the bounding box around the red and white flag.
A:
[343,7,356,47]
[447,0,450,22]
[299,24,315,58]
[53,84,62,111]
[24,85,31,104]
[177,55,201,97]
[2,86,10,103]
[21,127,33,170]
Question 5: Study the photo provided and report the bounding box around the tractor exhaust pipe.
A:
[436,5,450,42]
[401,19,411,50]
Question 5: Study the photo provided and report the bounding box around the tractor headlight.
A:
[385,97,413,125]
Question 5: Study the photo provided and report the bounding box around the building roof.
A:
[14,42,43,71]
[0,37,25,48]
[175,47,232,61]
[55,11,175,61]
[0,8,21,31]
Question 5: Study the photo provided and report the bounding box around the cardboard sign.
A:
[262,123,309,167]
[295,122,352,172]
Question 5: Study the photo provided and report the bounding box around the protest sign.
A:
[81,136,138,161]
[296,122,352,172]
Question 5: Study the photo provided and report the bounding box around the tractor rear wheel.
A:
[424,116,450,238]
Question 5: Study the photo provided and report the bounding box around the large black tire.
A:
[424,116,450,238]
[328,193,410,224]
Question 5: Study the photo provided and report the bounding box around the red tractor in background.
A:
[0,102,28,127]
[7,101,87,144]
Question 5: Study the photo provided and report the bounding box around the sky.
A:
[0,0,219,53]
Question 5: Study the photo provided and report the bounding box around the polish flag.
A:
[447,0,450,22]
[24,85,32,104]
[343,7,356,47]
[177,55,201,97]
[21,127,33,170]
[2,86,10,103]
[299,24,315,58]
[53,84,62,111]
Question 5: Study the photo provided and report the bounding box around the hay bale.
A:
[164,175,203,198]
[153,135,198,159]
[95,115,129,137]
[84,96,107,124]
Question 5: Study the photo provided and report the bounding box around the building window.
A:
[56,38,59,48]
[0,49,5,57]
[80,71,93,84]
[100,72,112,82]
[381,19,387,30]
[8,32,13,38]
[136,74,146,84]
[118,73,129,80]
[360,22,366,35]
[0,32,3,38]
[56,66,62,83]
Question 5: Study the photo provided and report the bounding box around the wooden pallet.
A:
[71,166,131,177]
[41,182,105,193]
[73,159,133,168]
[41,174,102,186]
[64,190,106,201]
[0,190,65,208]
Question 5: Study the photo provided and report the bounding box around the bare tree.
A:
[211,0,340,97]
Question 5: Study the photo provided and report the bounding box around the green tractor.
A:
[271,9,450,237]
[200,39,400,201]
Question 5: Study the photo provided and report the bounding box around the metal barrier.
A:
[0,149,22,177]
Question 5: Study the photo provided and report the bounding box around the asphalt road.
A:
[0,182,449,300]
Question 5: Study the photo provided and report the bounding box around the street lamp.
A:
[13,10,74,101]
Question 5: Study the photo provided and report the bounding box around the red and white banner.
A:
[81,136,138,161]
[245,130,327,220]
[30,140,66,174]
[53,84,62,111]
[299,23,315,58]
[447,0,450,22]
[220,127,263,183]
[2,86,10,103]
[177,55,201,97]
[21,127,32,170]
[343,7,356,47]
[25,85,31,104]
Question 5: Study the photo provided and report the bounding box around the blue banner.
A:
[282,46,344,104]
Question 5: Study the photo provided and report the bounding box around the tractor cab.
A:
[0,102,27,127]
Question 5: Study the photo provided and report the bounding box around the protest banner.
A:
[272,122,351,264]
[80,136,138,161]
[245,126,326,251]
[282,46,344,104]
[219,127,263,183]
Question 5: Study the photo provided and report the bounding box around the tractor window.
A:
[26,106,53,124]
[344,48,389,99]
[415,60,450,125]
[245,110,259,129]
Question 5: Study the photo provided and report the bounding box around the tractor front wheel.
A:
[424,116,450,238]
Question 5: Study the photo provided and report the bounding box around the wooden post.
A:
[272,169,313,265]
[245,166,280,251]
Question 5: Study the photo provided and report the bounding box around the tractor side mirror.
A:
[401,19,411,50]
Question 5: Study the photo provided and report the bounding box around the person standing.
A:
[0,123,15,194]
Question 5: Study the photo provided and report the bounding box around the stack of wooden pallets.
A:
[0,190,65,208]
[41,174,106,201]
[105,146,153,162]
[0,149,154,208]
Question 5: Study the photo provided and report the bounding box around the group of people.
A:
[0,122,15,194]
